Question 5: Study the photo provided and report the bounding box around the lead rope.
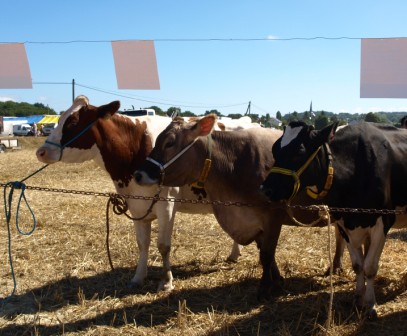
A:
[2,121,96,303]
[2,164,49,304]
[286,203,334,332]
[318,205,334,332]
[105,187,162,270]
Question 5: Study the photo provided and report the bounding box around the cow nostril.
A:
[134,172,142,182]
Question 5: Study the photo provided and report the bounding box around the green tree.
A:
[0,101,57,116]
[166,107,181,117]
[180,110,196,117]
[314,114,329,130]
[227,113,243,119]
[149,105,166,116]
[205,109,221,117]
[365,112,388,123]
[276,111,282,120]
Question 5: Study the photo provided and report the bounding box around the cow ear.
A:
[197,114,217,136]
[316,122,338,144]
[98,101,121,119]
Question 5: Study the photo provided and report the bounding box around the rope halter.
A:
[146,138,199,185]
[146,135,213,187]
[44,121,96,161]
[269,145,323,203]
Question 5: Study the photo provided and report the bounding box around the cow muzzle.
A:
[134,159,164,186]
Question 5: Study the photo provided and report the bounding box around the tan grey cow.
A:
[134,114,346,299]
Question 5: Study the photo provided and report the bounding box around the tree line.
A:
[149,105,407,129]
[0,101,57,116]
[2,100,406,129]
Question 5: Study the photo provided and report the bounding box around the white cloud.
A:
[0,96,16,102]
[366,106,407,113]
[353,107,364,114]
[37,96,48,102]
[267,35,279,40]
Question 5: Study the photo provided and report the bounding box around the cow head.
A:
[134,114,217,186]
[261,121,337,202]
[36,96,120,164]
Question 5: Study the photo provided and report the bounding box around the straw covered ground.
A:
[0,137,406,335]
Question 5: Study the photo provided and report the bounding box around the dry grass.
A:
[0,137,406,335]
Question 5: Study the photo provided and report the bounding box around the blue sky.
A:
[1,1,407,117]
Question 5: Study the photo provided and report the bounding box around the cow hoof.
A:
[365,308,378,320]
[157,271,174,292]
[257,282,284,301]
[353,294,364,310]
[127,282,137,289]
[226,256,238,263]
[128,279,144,289]
[157,280,174,292]
[257,288,271,302]
[324,266,343,276]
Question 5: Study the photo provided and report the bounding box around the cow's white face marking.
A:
[281,125,303,148]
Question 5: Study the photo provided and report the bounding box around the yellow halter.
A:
[269,145,333,203]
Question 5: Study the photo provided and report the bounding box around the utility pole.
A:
[245,101,251,115]
[72,79,75,102]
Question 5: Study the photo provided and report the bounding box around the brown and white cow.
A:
[36,96,243,292]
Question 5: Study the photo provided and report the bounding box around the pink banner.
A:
[361,38,407,98]
[112,40,160,90]
[0,43,32,89]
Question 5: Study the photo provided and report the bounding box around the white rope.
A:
[286,204,334,331]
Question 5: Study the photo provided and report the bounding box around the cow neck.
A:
[305,143,334,200]
[190,135,213,192]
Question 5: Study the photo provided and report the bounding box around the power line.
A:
[1,36,405,45]
[32,81,247,110]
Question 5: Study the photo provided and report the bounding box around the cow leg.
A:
[129,220,152,287]
[226,242,242,263]
[258,247,273,301]
[325,222,346,276]
[363,218,386,319]
[332,223,346,274]
[257,219,284,301]
[341,224,367,309]
[156,205,176,292]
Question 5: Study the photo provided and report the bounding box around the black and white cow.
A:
[261,120,407,318]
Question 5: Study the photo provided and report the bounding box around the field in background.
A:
[0,137,406,335]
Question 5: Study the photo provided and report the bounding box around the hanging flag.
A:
[360,38,407,98]
[112,40,160,90]
[0,43,32,88]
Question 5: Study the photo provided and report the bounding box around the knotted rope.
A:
[104,189,161,270]
[2,178,42,304]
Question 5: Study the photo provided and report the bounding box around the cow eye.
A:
[164,140,174,149]
[163,135,176,149]
[67,121,78,129]
[298,144,307,155]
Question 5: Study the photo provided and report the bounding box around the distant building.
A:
[269,116,282,128]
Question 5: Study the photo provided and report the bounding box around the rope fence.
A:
[1,180,406,326]
[2,182,406,215]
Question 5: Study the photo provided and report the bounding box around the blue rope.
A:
[45,120,95,160]
[1,120,96,304]
[2,181,37,305]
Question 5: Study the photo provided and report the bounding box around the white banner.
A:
[0,43,32,89]
[361,38,407,98]
[112,40,160,90]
